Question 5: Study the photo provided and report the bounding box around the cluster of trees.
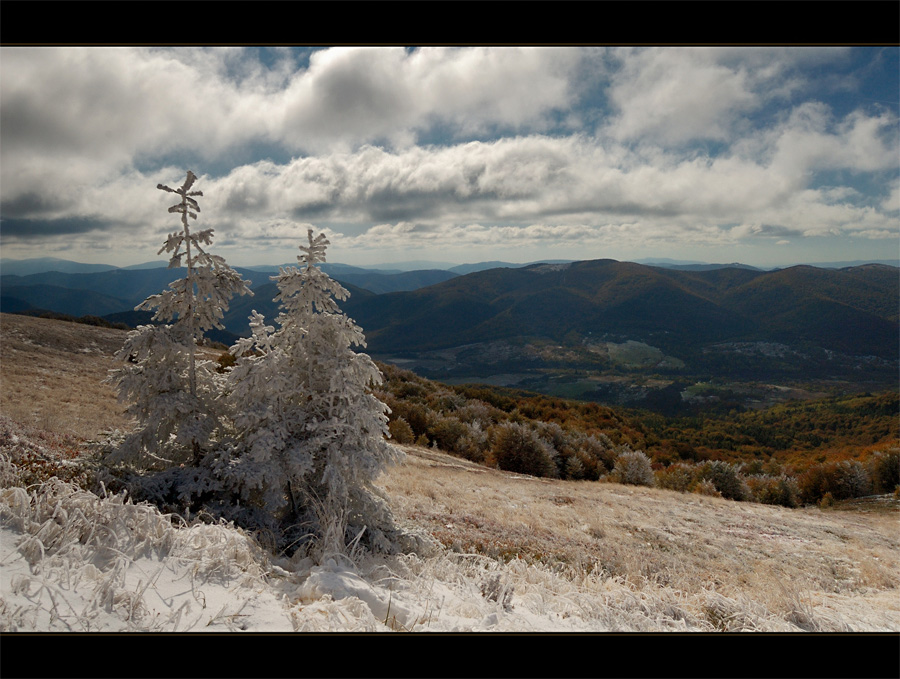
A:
[103,172,408,558]
[641,391,899,465]
[376,363,635,481]
[370,362,898,508]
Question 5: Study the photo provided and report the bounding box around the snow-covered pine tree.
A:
[106,171,252,471]
[223,229,402,556]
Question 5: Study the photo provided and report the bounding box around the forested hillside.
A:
[344,260,898,359]
[372,361,899,508]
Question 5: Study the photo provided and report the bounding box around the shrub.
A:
[746,474,799,508]
[399,402,431,439]
[388,418,415,445]
[455,421,490,463]
[798,459,873,504]
[818,491,835,508]
[656,461,699,493]
[428,389,467,413]
[798,463,839,505]
[834,460,872,499]
[535,421,583,478]
[578,433,617,476]
[563,454,589,480]
[694,460,748,501]
[455,400,501,427]
[692,478,721,498]
[490,422,557,478]
[612,450,655,487]
[427,415,468,453]
[869,448,900,494]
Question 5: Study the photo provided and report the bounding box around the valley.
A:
[372,335,896,415]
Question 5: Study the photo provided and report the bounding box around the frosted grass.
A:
[3,475,897,632]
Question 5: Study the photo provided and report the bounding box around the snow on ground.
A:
[3,477,898,634]
[0,479,629,633]
[0,479,713,632]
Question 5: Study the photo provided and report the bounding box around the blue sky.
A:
[1,46,897,268]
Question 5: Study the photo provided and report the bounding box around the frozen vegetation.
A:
[2,422,899,635]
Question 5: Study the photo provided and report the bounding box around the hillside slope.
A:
[0,313,898,636]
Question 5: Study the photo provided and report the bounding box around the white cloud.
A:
[1,46,895,267]
[602,47,857,147]
[882,180,900,213]
[276,46,581,152]
[1,46,582,212]
[605,48,763,145]
[767,103,899,178]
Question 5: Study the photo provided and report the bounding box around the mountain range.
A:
[339,260,898,358]
[2,256,897,407]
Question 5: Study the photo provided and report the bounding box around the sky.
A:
[1,46,898,269]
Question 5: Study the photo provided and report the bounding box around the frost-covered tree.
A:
[106,171,252,470]
[223,230,402,555]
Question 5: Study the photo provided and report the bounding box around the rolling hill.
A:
[0,312,898,639]
[331,260,898,410]
[341,260,898,359]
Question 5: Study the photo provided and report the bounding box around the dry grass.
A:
[2,312,898,630]
[381,445,900,627]
[1,313,133,439]
[0,313,221,440]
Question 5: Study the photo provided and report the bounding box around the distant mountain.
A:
[355,260,457,272]
[4,257,896,371]
[634,258,707,266]
[341,260,898,361]
[0,284,133,318]
[120,261,169,270]
[648,262,764,272]
[637,258,899,271]
[1,268,264,312]
[0,260,458,319]
[0,257,118,276]
[801,260,899,269]
[448,260,575,275]
[329,269,458,294]
[449,261,527,275]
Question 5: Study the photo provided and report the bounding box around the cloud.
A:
[765,103,899,178]
[1,46,582,212]
[602,47,858,147]
[1,46,895,266]
[277,46,581,151]
[882,180,900,213]
[605,48,760,145]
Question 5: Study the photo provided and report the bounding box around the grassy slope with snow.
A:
[1,313,899,639]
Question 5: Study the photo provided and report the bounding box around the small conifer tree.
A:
[224,230,402,555]
[106,171,252,469]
